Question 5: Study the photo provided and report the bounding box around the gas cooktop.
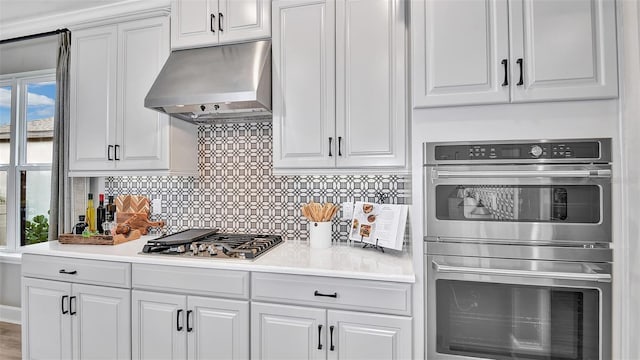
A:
[141,229,283,260]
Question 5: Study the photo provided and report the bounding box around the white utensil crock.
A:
[309,222,331,248]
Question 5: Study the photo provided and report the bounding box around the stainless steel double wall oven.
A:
[424,139,612,360]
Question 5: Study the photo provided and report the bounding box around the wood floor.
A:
[0,322,21,360]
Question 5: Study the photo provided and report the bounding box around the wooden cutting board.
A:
[115,195,150,214]
[116,212,165,235]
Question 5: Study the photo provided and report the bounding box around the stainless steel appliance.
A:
[423,139,612,360]
[141,229,283,259]
[145,40,271,122]
[425,139,612,244]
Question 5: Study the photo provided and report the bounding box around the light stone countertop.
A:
[21,236,415,283]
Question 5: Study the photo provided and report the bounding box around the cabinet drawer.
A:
[132,264,250,299]
[22,254,131,288]
[251,273,412,316]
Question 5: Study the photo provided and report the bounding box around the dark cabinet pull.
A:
[61,295,69,315]
[210,13,215,33]
[177,309,184,331]
[186,310,193,332]
[218,12,224,32]
[338,137,342,156]
[501,59,508,86]
[108,145,114,160]
[59,269,77,275]
[314,290,337,298]
[317,324,323,350]
[114,145,120,160]
[516,58,524,86]
[69,296,76,315]
[329,325,335,351]
[328,137,333,157]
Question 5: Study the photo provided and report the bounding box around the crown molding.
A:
[0,0,171,41]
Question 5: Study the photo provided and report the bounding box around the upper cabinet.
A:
[69,16,197,177]
[272,0,407,171]
[412,0,618,108]
[171,0,271,49]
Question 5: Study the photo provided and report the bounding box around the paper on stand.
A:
[348,201,408,251]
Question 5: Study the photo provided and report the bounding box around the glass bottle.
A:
[86,193,96,232]
[97,194,106,234]
[106,195,116,222]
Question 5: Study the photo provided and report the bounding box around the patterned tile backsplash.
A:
[105,121,411,244]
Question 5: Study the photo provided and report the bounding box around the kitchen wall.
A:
[105,121,411,245]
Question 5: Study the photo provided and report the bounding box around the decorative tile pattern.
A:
[105,122,411,243]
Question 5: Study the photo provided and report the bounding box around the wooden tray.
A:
[59,230,141,245]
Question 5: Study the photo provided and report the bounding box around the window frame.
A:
[0,69,56,251]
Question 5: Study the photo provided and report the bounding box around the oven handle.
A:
[431,168,611,179]
[432,260,612,283]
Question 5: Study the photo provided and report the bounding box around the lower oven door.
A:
[426,254,611,360]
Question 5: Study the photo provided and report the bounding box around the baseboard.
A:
[0,305,21,324]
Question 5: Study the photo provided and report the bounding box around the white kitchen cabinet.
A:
[171,0,271,49]
[327,310,411,360]
[272,0,336,169]
[251,302,325,360]
[69,16,197,176]
[250,273,412,359]
[22,278,72,360]
[251,302,411,360]
[412,0,618,108]
[132,290,250,360]
[22,278,131,360]
[508,0,618,102]
[132,290,186,359]
[272,0,407,171]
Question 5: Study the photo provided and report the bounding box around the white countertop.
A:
[21,237,415,283]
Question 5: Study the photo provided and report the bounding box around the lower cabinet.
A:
[132,290,250,360]
[251,302,411,360]
[22,277,131,360]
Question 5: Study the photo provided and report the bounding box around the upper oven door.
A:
[425,164,611,244]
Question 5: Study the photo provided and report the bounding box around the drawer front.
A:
[22,254,131,288]
[132,264,250,300]
[251,273,412,316]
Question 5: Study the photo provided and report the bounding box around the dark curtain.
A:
[49,31,71,240]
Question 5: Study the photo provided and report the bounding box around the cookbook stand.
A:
[362,238,385,253]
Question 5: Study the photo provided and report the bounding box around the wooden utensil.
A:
[301,202,340,222]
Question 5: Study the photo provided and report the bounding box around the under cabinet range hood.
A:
[144,40,271,122]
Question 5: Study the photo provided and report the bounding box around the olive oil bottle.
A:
[86,193,96,232]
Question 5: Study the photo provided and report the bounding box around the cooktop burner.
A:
[141,229,283,260]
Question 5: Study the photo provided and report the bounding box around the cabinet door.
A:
[69,25,118,171]
[171,0,219,49]
[272,0,336,169]
[218,0,271,44]
[132,290,187,360]
[412,0,510,107]
[187,296,249,360]
[21,278,72,360]
[335,0,406,168]
[509,0,618,102]
[327,310,412,360]
[71,284,131,360]
[116,17,171,171]
[251,302,326,360]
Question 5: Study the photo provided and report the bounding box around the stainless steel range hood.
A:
[145,40,271,122]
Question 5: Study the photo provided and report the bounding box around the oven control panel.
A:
[432,141,603,161]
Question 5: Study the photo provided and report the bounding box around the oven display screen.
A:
[501,147,521,157]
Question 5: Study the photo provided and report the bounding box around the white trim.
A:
[0,252,22,265]
[0,305,21,325]
[0,0,170,41]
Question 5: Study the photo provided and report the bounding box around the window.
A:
[0,69,55,250]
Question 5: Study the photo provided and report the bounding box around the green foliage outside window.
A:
[25,214,49,245]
